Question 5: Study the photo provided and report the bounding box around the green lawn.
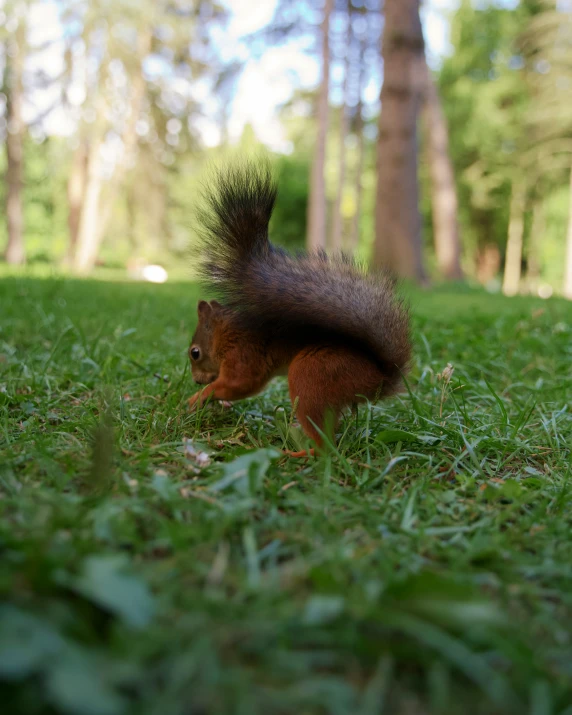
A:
[1,275,571,715]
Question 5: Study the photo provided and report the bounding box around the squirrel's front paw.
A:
[188,394,200,412]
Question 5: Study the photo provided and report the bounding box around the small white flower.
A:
[183,438,211,468]
[437,363,454,384]
[195,451,211,467]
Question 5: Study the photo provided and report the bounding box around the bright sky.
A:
[21,0,460,151]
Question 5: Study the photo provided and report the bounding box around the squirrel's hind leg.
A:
[287,346,383,451]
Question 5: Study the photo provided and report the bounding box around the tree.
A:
[255,0,381,255]
[518,0,572,298]
[73,27,152,273]
[350,49,366,254]
[524,192,544,291]
[564,167,572,299]
[307,0,333,252]
[63,0,228,272]
[373,0,426,282]
[347,5,381,255]
[65,139,88,265]
[3,8,27,265]
[502,180,526,296]
[330,2,352,253]
[423,62,463,280]
[437,0,535,284]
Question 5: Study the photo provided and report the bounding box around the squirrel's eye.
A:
[190,347,201,361]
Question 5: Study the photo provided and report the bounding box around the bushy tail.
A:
[196,163,277,281]
[195,162,411,394]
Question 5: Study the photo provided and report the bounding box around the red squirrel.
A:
[187,163,411,456]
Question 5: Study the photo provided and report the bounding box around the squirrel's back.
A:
[195,162,411,395]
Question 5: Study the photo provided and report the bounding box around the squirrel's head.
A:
[189,300,223,384]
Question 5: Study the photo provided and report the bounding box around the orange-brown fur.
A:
[188,301,387,453]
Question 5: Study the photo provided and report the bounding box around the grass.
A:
[0,274,571,715]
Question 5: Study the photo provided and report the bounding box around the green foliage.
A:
[270,152,309,249]
[0,138,69,263]
[437,0,529,263]
[1,275,571,713]
[541,184,570,285]
[436,0,572,286]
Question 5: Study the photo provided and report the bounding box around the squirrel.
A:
[187,163,411,456]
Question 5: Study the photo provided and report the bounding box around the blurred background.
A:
[1,0,571,298]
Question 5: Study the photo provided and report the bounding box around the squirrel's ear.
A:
[197,300,211,317]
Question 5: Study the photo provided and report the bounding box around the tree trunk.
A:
[330,15,352,253]
[73,30,151,273]
[307,0,333,252]
[350,36,366,255]
[4,28,26,265]
[373,0,426,282]
[423,63,463,280]
[126,181,139,251]
[525,199,543,293]
[66,139,89,264]
[350,101,365,255]
[502,181,526,297]
[73,139,104,273]
[92,29,151,255]
[563,166,572,300]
